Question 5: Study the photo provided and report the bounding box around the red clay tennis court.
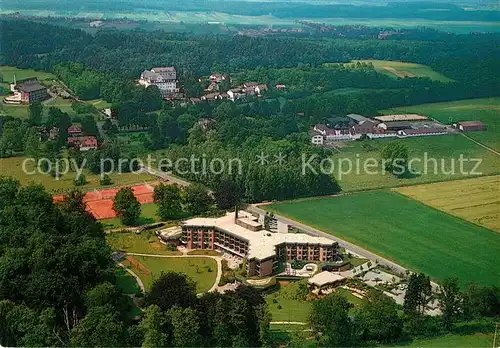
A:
[53,182,157,219]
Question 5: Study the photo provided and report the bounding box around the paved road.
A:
[247,204,440,290]
[126,252,222,294]
[139,165,191,187]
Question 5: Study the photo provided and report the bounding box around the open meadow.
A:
[0,156,154,193]
[121,255,217,293]
[352,60,453,82]
[0,65,56,83]
[265,190,500,286]
[395,175,500,233]
[381,97,500,151]
[106,229,181,255]
[329,134,500,192]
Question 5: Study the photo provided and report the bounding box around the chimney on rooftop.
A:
[234,204,239,220]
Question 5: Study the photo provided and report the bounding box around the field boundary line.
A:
[391,190,500,234]
[460,132,500,156]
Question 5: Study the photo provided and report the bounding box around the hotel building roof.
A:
[182,211,336,260]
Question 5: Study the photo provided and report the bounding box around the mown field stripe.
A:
[266,190,500,286]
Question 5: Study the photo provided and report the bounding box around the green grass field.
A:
[398,333,494,347]
[0,65,56,83]
[0,156,154,193]
[106,229,181,255]
[352,60,453,82]
[396,175,500,232]
[122,256,217,293]
[381,97,500,151]
[265,191,500,286]
[115,266,141,294]
[329,134,500,192]
[265,285,312,323]
[0,96,93,119]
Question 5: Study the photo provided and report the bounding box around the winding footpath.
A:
[117,261,145,292]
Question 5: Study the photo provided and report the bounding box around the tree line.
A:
[0,178,271,346]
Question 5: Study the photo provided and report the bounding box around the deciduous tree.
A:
[309,293,353,347]
[183,183,213,215]
[381,141,409,177]
[112,187,141,226]
[437,277,462,330]
[145,272,197,312]
[354,289,403,343]
[153,183,183,220]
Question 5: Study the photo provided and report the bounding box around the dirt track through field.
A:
[460,133,500,156]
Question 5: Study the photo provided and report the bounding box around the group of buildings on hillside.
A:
[310,113,486,145]
[199,81,268,102]
[138,66,269,102]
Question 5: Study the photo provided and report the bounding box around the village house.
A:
[455,121,486,132]
[67,125,83,136]
[138,66,178,98]
[209,73,229,83]
[67,136,98,151]
[201,93,221,101]
[227,88,244,101]
[255,84,268,95]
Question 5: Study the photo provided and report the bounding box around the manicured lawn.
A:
[395,175,500,232]
[266,191,500,286]
[106,229,181,255]
[353,60,453,82]
[329,134,500,192]
[115,266,141,294]
[381,97,500,151]
[266,288,312,323]
[0,65,56,83]
[101,203,162,229]
[0,156,154,193]
[122,256,217,293]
